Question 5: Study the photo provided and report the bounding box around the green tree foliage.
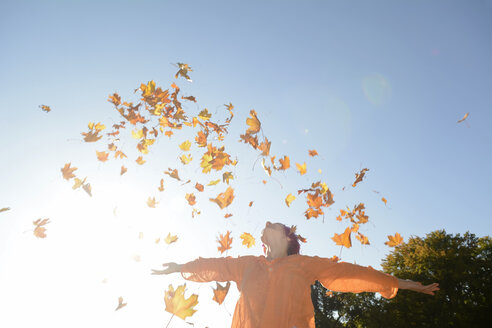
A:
[311,230,492,327]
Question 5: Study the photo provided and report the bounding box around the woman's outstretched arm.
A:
[151,256,254,283]
[397,278,439,295]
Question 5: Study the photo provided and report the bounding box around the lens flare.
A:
[362,74,391,105]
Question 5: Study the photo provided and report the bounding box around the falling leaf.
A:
[457,112,469,123]
[222,172,234,184]
[175,63,193,82]
[39,104,51,113]
[381,197,387,205]
[72,177,86,190]
[115,296,127,311]
[158,179,165,192]
[261,158,272,177]
[120,166,127,175]
[318,169,322,174]
[164,284,198,320]
[212,281,231,305]
[352,168,369,187]
[308,149,318,157]
[191,208,201,218]
[136,156,146,165]
[217,231,233,253]
[209,187,235,209]
[164,233,178,245]
[224,213,233,218]
[0,207,10,213]
[96,151,109,162]
[61,163,77,180]
[240,232,255,248]
[180,154,193,165]
[331,227,352,248]
[248,201,254,207]
[179,140,192,151]
[33,218,50,238]
[147,197,158,208]
[285,194,296,207]
[246,110,261,134]
[132,129,144,139]
[195,183,204,192]
[296,162,307,175]
[198,109,212,121]
[385,233,403,247]
[164,168,181,181]
[278,156,290,170]
[185,193,196,206]
[207,179,220,186]
[356,232,370,245]
[82,183,92,196]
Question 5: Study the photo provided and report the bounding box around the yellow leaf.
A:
[240,232,255,248]
[72,177,86,190]
[209,187,235,209]
[222,171,234,184]
[179,140,192,151]
[207,179,220,186]
[136,156,146,165]
[61,163,77,180]
[246,110,261,134]
[147,197,158,208]
[296,162,307,175]
[164,284,198,320]
[285,193,296,207]
[164,233,178,245]
[115,296,127,311]
[200,154,213,173]
[331,227,352,248]
[33,218,50,238]
[132,129,144,139]
[180,154,192,165]
[96,150,109,162]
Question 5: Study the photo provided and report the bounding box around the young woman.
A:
[152,221,439,328]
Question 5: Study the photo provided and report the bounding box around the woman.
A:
[152,221,439,328]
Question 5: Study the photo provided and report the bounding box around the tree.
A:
[311,230,492,327]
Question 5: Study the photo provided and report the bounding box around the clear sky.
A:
[1,1,491,327]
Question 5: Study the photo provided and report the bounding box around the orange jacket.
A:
[181,254,398,328]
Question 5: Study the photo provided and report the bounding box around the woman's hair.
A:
[281,224,301,255]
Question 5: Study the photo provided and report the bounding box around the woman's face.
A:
[261,221,288,248]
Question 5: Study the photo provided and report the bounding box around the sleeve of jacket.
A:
[180,256,254,284]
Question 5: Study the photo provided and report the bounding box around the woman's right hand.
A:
[151,262,182,275]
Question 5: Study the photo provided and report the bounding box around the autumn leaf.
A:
[195,131,207,147]
[179,140,192,151]
[296,162,307,175]
[356,232,370,245]
[164,284,198,320]
[385,233,403,247]
[352,168,369,187]
[72,177,86,190]
[115,297,127,311]
[246,110,261,134]
[222,171,234,184]
[248,201,254,207]
[185,193,196,206]
[147,197,158,208]
[180,154,193,165]
[381,197,387,205]
[308,149,318,157]
[331,227,352,248]
[212,281,231,305]
[195,183,204,192]
[120,166,127,175]
[175,63,193,82]
[217,231,233,253]
[136,156,146,165]
[82,183,92,196]
[33,218,50,238]
[132,129,144,139]
[457,112,469,123]
[61,163,77,180]
[164,233,178,245]
[240,232,255,248]
[209,187,235,209]
[39,104,51,113]
[164,168,181,181]
[224,213,233,218]
[278,156,290,170]
[158,179,165,192]
[198,109,212,121]
[0,207,10,213]
[96,150,109,162]
[207,179,220,186]
[285,194,296,207]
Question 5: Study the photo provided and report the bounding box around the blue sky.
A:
[1,1,491,327]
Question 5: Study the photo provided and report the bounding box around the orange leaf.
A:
[136,156,146,165]
[158,179,164,192]
[195,183,204,192]
[224,213,233,218]
[212,281,231,305]
[308,149,318,157]
[96,151,109,162]
[164,168,181,181]
[33,218,50,238]
[248,201,254,207]
[61,163,77,180]
[185,193,196,206]
[217,231,232,254]
[120,166,127,175]
[39,104,51,113]
[381,197,387,205]
[352,168,369,187]
[385,233,403,247]
[209,187,235,209]
[356,232,370,245]
[331,227,352,248]
[115,296,127,311]
[246,110,261,134]
[278,156,290,170]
